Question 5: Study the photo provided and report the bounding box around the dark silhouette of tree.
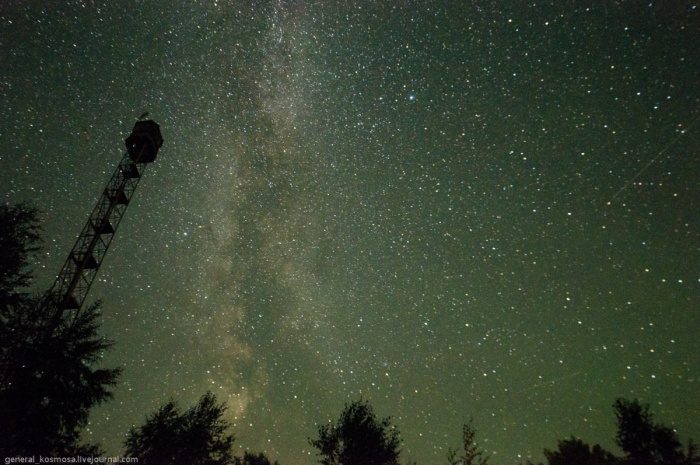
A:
[0,203,120,456]
[686,442,699,465]
[309,399,401,465]
[615,398,656,465]
[125,391,235,465]
[1,300,119,455]
[653,425,687,465]
[0,203,41,301]
[447,420,489,465]
[543,437,617,465]
[614,398,692,465]
[234,451,281,465]
[542,399,697,465]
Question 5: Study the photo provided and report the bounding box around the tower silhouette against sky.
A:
[46,120,163,324]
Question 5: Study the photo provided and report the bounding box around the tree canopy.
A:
[310,399,401,465]
[544,436,616,465]
[125,391,235,465]
[0,203,120,456]
[234,451,281,465]
[0,203,40,303]
[447,420,489,465]
[614,398,692,465]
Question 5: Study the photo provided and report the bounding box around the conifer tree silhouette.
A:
[447,420,489,465]
[0,203,120,456]
[0,203,40,301]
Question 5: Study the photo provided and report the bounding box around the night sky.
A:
[1,1,699,464]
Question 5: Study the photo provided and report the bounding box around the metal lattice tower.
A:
[46,120,163,322]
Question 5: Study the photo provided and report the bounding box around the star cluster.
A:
[1,2,698,464]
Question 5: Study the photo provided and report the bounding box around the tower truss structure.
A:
[46,120,163,322]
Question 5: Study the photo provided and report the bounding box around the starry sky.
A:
[1,1,699,464]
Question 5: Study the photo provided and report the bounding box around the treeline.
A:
[0,202,696,465]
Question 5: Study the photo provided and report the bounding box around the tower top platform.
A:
[125,120,163,163]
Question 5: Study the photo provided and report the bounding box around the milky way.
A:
[1,2,698,464]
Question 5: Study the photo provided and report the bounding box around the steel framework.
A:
[46,120,163,324]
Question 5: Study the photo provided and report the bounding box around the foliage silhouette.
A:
[0,203,120,456]
[543,436,617,465]
[234,451,281,465]
[0,203,40,303]
[541,399,697,465]
[614,398,692,465]
[309,399,401,465]
[125,391,235,465]
[447,420,489,465]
